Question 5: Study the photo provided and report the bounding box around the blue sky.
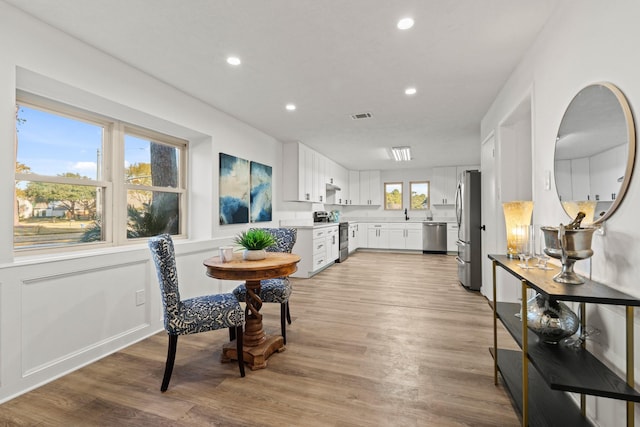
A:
[17,105,150,180]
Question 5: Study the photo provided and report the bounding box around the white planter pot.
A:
[243,249,266,261]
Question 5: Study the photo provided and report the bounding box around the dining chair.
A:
[148,234,245,392]
[232,228,297,344]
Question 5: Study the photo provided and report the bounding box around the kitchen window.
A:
[14,93,187,252]
[384,182,403,210]
[410,181,430,210]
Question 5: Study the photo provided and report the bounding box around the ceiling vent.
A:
[351,112,372,120]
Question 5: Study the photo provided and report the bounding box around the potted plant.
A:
[234,229,275,260]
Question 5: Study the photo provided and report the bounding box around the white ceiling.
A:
[5,0,561,171]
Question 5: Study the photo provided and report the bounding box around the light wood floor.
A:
[0,251,519,426]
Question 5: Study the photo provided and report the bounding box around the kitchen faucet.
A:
[404,208,409,221]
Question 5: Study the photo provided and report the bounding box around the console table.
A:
[489,254,640,427]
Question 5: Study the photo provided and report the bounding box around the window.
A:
[384,182,403,210]
[410,181,430,210]
[14,94,186,251]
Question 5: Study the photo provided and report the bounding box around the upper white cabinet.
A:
[348,170,360,205]
[282,142,326,203]
[431,165,479,206]
[325,160,349,205]
[359,170,381,205]
[346,170,381,205]
[431,167,457,205]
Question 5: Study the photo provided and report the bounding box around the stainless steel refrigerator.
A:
[455,170,482,291]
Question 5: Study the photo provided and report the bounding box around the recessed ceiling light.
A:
[286,104,296,111]
[405,87,417,95]
[397,17,414,30]
[226,56,241,66]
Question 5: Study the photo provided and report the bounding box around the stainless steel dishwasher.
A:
[422,222,447,253]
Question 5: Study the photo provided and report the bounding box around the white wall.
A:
[0,2,288,402]
[482,0,640,424]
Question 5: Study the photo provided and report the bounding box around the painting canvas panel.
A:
[250,161,272,222]
[219,153,249,224]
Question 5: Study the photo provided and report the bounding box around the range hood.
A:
[326,182,341,191]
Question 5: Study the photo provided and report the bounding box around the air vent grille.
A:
[351,112,372,120]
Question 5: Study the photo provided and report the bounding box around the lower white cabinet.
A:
[366,223,422,250]
[290,224,339,278]
[447,223,459,252]
[367,224,389,248]
[348,223,358,253]
[326,226,339,263]
[388,223,423,250]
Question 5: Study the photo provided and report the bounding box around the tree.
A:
[125,162,152,186]
[24,173,96,219]
[411,191,428,209]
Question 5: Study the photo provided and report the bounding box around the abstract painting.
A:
[250,161,272,222]
[219,153,249,225]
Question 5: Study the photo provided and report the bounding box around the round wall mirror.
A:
[554,82,636,225]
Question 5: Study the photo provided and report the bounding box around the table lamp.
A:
[502,201,534,258]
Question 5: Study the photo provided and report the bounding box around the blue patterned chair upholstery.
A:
[232,228,297,344]
[148,234,245,391]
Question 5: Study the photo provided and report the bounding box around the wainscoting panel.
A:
[20,260,149,376]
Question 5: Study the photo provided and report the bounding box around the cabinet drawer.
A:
[313,228,328,239]
[313,237,326,255]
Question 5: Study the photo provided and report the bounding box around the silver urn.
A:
[527,294,579,344]
[541,225,597,284]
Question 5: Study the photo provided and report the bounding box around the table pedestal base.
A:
[222,335,285,370]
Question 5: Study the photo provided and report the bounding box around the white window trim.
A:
[15,93,188,255]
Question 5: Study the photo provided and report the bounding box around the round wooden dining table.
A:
[203,251,300,370]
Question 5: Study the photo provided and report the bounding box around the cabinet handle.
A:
[320,195,323,202]
[332,236,336,244]
[305,193,310,201]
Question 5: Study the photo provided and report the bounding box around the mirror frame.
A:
[554,82,636,224]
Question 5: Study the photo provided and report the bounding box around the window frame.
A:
[384,181,403,210]
[409,180,430,210]
[14,92,188,254]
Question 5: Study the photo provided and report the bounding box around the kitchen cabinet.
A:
[357,223,368,248]
[489,255,640,426]
[348,170,360,205]
[282,141,326,203]
[347,170,381,205]
[590,144,626,202]
[366,223,389,248]
[360,170,381,205]
[446,223,458,253]
[290,225,338,278]
[326,226,339,263]
[348,223,359,253]
[388,223,422,250]
[431,166,457,205]
[326,161,349,205]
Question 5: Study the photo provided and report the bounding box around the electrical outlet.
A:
[135,289,145,306]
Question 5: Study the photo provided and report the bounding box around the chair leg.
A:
[280,303,287,345]
[229,326,236,342]
[161,334,178,392]
[236,325,245,377]
[286,301,292,324]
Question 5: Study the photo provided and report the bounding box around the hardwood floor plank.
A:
[0,251,519,426]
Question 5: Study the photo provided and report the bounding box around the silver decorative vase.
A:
[243,249,266,261]
[526,294,579,344]
[541,225,597,284]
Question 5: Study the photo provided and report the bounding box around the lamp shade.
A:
[502,201,534,258]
